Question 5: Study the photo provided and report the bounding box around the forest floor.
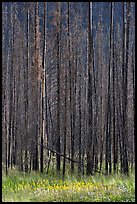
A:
[2,169,135,202]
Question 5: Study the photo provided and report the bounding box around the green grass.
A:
[2,168,135,202]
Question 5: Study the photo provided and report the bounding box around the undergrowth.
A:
[2,168,135,202]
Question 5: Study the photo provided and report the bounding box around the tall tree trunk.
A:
[121,2,131,175]
[24,2,30,173]
[40,2,47,173]
[33,2,41,171]
[105,2,114,174]
[62,39,67,178]
[87,2,94,176]
[56,2,61,173]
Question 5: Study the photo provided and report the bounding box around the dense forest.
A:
[2,2,135,178]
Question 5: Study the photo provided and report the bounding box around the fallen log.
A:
[32,139,106,175]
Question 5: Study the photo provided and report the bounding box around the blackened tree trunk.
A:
[56,2,61,173]
[87,2,94,176]
[105,2,114,175]
[24,2,30,173]
[78,69,82,175]
[40,2,47,173]
[62,38,67,178]
[8,3,15,170]
[32,2,41,171]
[121,2,131,175]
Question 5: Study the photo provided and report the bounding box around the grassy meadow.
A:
[2,168,135,202]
